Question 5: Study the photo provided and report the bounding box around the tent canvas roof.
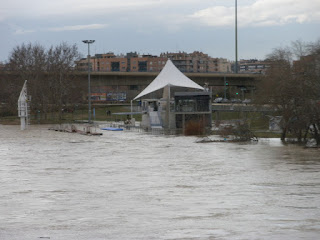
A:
[133,59,204,100]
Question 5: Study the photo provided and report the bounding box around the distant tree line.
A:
[256,39,320,145]
[0,42,86,120]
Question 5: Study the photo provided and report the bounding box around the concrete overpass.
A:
[78,71,262,88]
[0,71,262,88]
[0,71,263,102]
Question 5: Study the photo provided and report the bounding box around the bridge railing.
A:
[212,104,276,112]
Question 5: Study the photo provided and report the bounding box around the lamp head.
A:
[82,40,95,44]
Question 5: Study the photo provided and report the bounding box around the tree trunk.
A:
[313,124,320,146]
[297,129,302,143]
[281,126,287,141]
[303,126,310,142]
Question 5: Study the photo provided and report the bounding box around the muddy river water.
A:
[0,124,320,239]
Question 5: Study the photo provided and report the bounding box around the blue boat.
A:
[101,127,123,131]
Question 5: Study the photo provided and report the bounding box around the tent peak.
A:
[133,59,204,100]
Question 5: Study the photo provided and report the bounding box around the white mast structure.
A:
[18,80,30,130]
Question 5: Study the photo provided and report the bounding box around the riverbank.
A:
[0,104,314,142]
[0,119,281,138]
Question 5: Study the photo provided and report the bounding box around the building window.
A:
[130,85,138,90]
[111,62,120,71]
[138,61,147,72]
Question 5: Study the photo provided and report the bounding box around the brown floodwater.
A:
[0,124,319,240]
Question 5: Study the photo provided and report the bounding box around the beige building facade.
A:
[238,59,270,74]
[76,51,232,73]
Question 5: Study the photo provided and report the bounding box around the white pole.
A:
[21,117,26,130]
[168,84,171,129]
[18,80,28,130]
[235,0,238,73]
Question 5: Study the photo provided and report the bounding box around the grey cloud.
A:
[190,0,320,27]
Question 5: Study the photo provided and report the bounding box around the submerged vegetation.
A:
[256,39,320,145]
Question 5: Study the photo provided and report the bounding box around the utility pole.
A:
[82,40,95,124]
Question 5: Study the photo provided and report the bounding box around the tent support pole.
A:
[168,84,171,130]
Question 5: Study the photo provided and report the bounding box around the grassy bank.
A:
[0,104,136,125]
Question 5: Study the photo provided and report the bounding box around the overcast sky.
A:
[1,0,320,62]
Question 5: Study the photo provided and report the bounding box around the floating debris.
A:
[196,136,258,143]
[196,137,227,143]
[49,124,102,136]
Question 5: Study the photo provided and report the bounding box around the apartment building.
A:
[96,53,128,72]
[161,52,194,72]
[238,59,271,74]
[130,55,167,72]
[75,58,92,71]
[293,54,320,74]
[76,51,232,73]
[160,51,231,73]
[215,58,232,72]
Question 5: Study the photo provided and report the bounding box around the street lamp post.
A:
[235,0,238,74]
[82,40,95,124]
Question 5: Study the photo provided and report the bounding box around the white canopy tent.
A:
[133,59,204,100]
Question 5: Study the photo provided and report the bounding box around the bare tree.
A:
[257,40,320,145]
[299,41,320,144]
[291,40,309,59]
[257,47,295,140]
[46,42,80,121]
[5,43,47,116]
[5,42,82,121]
